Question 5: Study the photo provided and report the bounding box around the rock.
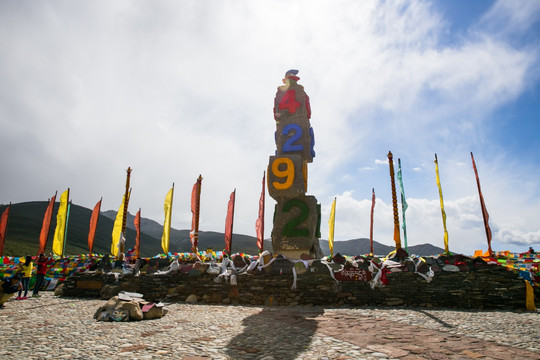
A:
[187,269,202,276]
[120,280,139,293]
[442,265,460,272]
[180,264,193,274]
[416,261,429,273]
[264,294,279,306]
[396,247,409,260]
[193,262,209,273]
[354,258,370,270]
[269,258,294,275]
[228,287,240,299]
[404,260,415,273]
[309,260,329,273]
[233,255,248,268]
[300,253,314,260]
[327,262,343,271]
[294,261,308,275]
[185,294,198,304]
[54,283,64,296]
[206,263,221,274]
[332,253,346,265]
[100,285,120,299]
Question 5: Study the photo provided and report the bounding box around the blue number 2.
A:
[282,124,303,152]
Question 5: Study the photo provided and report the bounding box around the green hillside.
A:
[1,202,445,257]
[0,202,162,257]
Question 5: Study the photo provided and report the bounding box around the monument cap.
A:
[285,69,299,76]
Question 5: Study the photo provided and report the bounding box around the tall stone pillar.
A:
[268,69,324,260]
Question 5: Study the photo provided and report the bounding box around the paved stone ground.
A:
[0,293,538,360]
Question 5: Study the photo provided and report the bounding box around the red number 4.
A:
[279,90,300,114]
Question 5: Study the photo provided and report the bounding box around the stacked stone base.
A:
[61,265,532,310]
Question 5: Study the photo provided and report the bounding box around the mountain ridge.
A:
[1,201,445,257]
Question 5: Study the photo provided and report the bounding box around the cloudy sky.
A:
[1,0,539,255]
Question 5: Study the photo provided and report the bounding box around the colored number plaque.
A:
[271,196,319,254]
[267,154,306,199]
[275,118,314,163]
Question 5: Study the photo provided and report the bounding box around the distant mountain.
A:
[0,202,162,257]
[101,210,271,255]
[1,202,445,257]
[318,238,445,257]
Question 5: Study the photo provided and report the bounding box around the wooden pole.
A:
[120,167,132,260]
[388,151,401,251]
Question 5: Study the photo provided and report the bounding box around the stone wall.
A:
[61,264,531,310]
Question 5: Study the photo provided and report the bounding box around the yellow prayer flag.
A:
[111,192,129,257]
[328,197,336,257]
[52,189,69,256]
[434,155,449,254]
[161,186,174,254]
[525,281,536,311]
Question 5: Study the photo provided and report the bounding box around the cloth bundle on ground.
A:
[93,291,167,321]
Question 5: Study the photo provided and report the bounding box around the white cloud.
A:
[1,0,539,256]
[478,0,540,37]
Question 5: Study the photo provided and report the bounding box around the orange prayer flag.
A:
[0,204,11,256]
[88,198,102,257]
[224,189,236,255]
[38,194,56,255]
[134,208,141,258]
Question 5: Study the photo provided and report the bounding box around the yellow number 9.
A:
[272,157,294,190]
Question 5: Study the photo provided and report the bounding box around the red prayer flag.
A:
[471,152,493,257]
[190,175,203,254]
[370,188,376,255]
[134,208,141,258]
[255,172,265,253]
[224,189,236,255]
[38,194,56,255]
[87,198,102,257]
[0,204,11,256]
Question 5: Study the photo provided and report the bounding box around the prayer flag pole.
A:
[471,152,493,257]
[120,167,132,260]
[134,208,141,258]
[255,171,265,253]
[190,175,203,256]
[370,189,375,256]
[62,200,72,257]
[434,154,450,254]
[387,151,402,251]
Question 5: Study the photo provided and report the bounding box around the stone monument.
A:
[269,69,324,259]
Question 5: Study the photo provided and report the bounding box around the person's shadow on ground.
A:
[225,306,324,359]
